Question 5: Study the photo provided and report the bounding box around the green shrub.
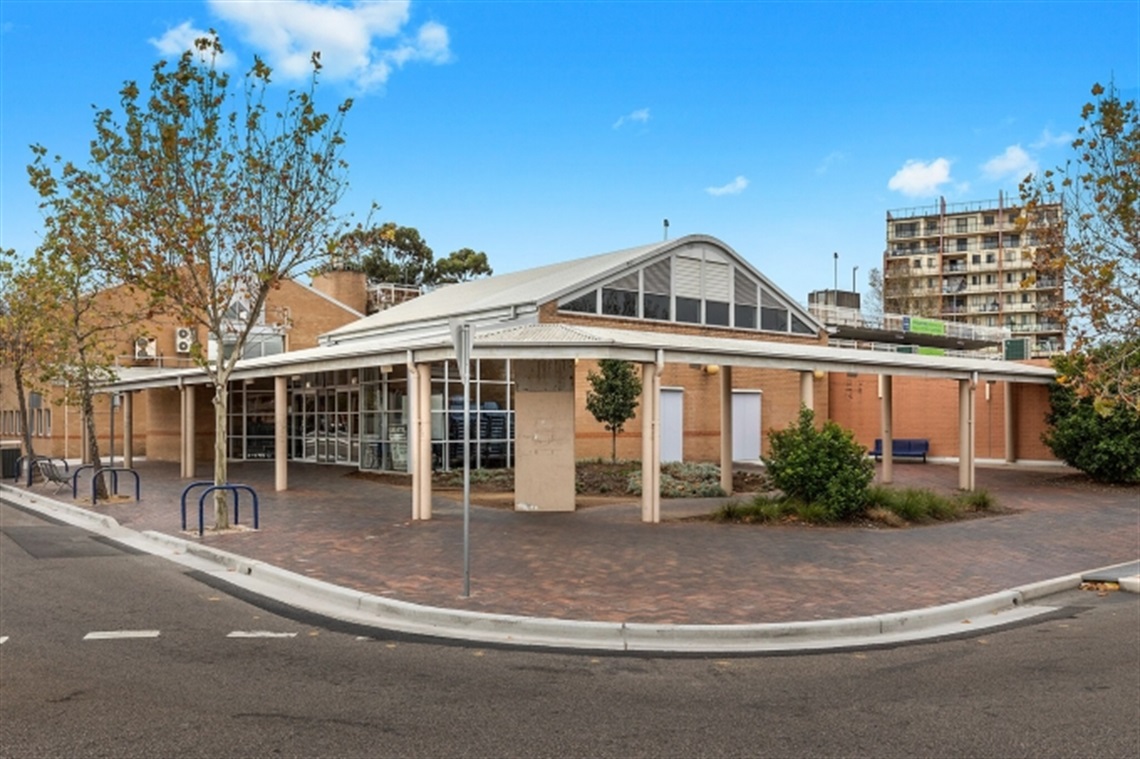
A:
[797,503,835,524]
[956,488,995,512]
[1044,349,1140,484]
[763,406,874,520]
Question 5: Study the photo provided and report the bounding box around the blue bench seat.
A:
[871,438,929,462]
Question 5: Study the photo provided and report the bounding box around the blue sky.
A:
[2,1,1138,304]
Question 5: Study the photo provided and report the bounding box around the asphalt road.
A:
[1,501,1138,759]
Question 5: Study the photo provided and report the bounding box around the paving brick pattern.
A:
[14,461,1139,625]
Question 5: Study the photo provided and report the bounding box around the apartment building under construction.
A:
[884,194,1064,356]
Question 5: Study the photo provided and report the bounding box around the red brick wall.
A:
[541,305,829,462]
[826,372,1057,462]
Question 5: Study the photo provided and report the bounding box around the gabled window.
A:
[555,244,815,336]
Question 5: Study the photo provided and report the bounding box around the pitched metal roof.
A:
[323,239,670,343]
[321,234,822,344]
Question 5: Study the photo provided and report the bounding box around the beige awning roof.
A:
[106,322,1053,393]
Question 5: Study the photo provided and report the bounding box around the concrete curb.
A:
[1,483,1128,653]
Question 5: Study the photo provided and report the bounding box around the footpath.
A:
[2,460,1137,653]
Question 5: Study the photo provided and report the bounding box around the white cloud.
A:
[887,158,952,197]
[204,0,451,91]
[982,145,1037,181]
[815,150,846,175]
[706,176,749,197]
[1030,128,1072,149]
[613,107,650,129]
[149,22,235,68]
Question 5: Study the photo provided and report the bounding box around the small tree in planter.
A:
[585,359,642,463]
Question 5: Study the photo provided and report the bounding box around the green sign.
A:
[908,317,947,336]
[917,346,946,356]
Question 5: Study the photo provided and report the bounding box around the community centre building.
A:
[2,234,1057,522]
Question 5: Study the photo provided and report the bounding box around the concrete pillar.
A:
[880,374,894,485]
[514,360,576,512]
[410,362,433,520]
[641,362,662,524]
[958,379,975,490]
[1004,382,1018,464]
[799,370,814,411]
[719,365,733,495]
[122,392,134,469]
[274,376,288,492]
[182,385,197,479]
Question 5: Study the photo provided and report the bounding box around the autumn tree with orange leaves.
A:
[1020,82,1139,413]
[30,34,354,526]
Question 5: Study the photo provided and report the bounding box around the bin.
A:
[1,442,21,479]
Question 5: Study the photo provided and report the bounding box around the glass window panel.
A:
[791,314,815,335]
[761,306,789,332]
[735,304,757,329]
[706,301,729,326]
[643,293,670,321]
[676,296,701,324]
[601,288,637,317]
[560,291,597,313]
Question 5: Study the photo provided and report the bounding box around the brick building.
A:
[4,234,1056,522]
[884,194,1064,357]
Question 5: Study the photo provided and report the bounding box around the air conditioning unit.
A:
[175,327,194,354]
[134,337,157,360]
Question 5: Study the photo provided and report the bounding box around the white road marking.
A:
[83,630,161,640]
[226,631,297,639]
[0,636,8,644]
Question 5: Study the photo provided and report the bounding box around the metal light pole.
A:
[853,265,859,292]
[833,252,839,290]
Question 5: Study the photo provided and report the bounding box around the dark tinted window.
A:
[706,301,729,326]
[761,306,788,332]
[643,293,670,321]
[676,297,701,324]
[561,291,596,313]
[735,304,757,329]
[601,288,637,317]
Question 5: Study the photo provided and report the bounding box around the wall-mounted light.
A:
[703,364,720,376]
[813,369,825,379]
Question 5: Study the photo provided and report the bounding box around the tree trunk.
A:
[611,428,617,463]
[13,369,37,481]
[213,381,230,529]
[81,391,107,501]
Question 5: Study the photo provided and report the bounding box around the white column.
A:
[179,387,187,478]
[411,362,433,520]
[958,379,975,490]
[799,370,814,411]
[719,366,733,495]
[274,376,288,492]
[880,374,894,485]
[1003,382,1017,464]
[183,385,197,479]
[641,362,661,524]
[122,392,134,469]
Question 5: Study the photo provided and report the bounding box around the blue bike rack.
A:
[92,467,141,504]
[180,481,259,537]
[70,464,141,503]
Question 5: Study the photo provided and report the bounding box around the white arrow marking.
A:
[0,636,8,644]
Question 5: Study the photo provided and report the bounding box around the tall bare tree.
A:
[1020,82,1139,411]
[31,34,354,526]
